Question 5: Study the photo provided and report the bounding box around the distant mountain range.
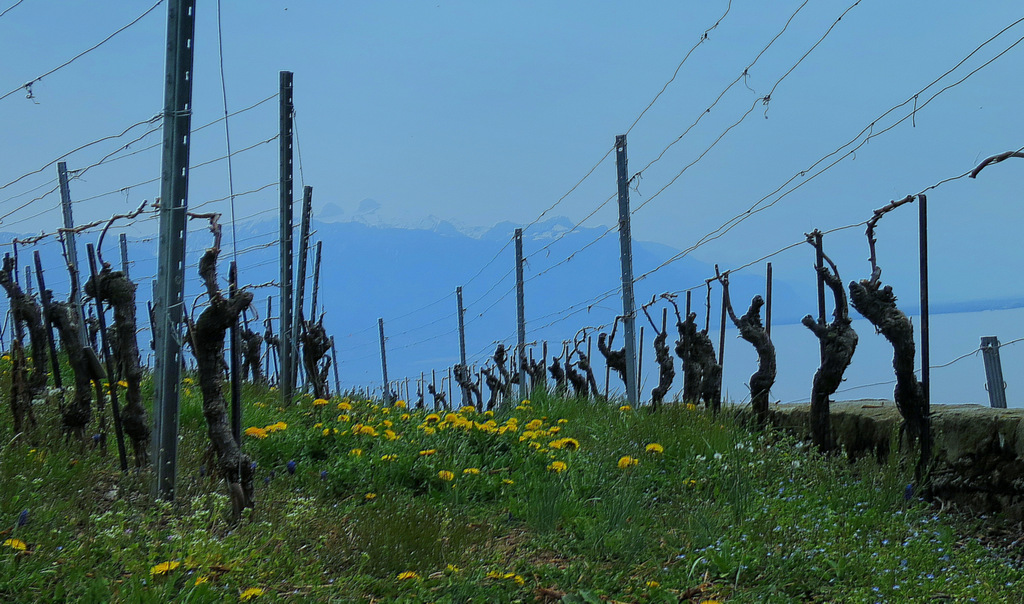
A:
[2,209,1021,394]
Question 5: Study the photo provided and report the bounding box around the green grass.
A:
[0,373,1019,603]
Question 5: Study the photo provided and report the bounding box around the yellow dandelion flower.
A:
[557,418,568,424]
[521,399,531,405]
[421,426,437,435]
[314,422,323,428]
[117,380,129,388]
[244,427,268,439]
[400,413,411,420]
[619,405,632,412]
[686,403,697,411]
[525,419,543,431]
[513,574,526,586]
[459,405,476,414]
[381,407,391,415]
[484,410,494,418]
[337,414,350,422]
[349,448,363,457]
[382,419,393,427]
[384,429,399,441]
[394,399,407,408]
[396,570,419,580]
[446,564,461,573]
[381,454,398,462]
[529,442,542,449]
[183,377,194,385]
[365,492,377,500]
[337,401,353,411]
[322,428,331,436]
[419,449,437,456]
[3,538,27,551]
[312,398,329,407]
[150,561,181,576]
[645,443,664,454]
[645,580,660,588]
[547,461,567,473]
[355,424,378,437]
[463,468,480,475]
[424,413,441,424]
[617,455,639,469]
[239,587,265,601]
[438,470,455,481]
[548,426,561,434]
[194,576,209,586]
[503,478,515,485]
[264,421,287,433]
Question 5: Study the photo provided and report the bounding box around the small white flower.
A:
[713,453,723,460]
[792,460,801,468]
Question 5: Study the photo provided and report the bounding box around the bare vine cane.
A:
[715,266,775,427]
[801,231,858,452]
[641,296,674,413]
[848,196,930,483]
[186,211,256,523]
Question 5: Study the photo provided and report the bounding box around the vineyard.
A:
[2,1,1024,602]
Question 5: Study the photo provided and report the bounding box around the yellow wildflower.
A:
[3,538,27,551]
[619,405,632,412]
[117,380,129,388]
[349,448,363,457]
[557,418,568,424]
[645,580,660,588]
[645,443,664,454]
[354,424,378,437]
[424,413,441,424]
[384,429,399,441]
[150,561,180,576]
[463,468,480,475]
[264,421,287,433]
[525,419,543,431]
[396,571,419,580]
[484,410,494,418]
[421,426,437,435]
[521,399,531,405]
[322,428,332,437]
[503,478,515,485]
[618,455,639,469]
[686,403,697,411]
[550,437,580,451]
[419,449,437,456]
[337,401,353,411]
[446,564,461,573]
[337,414,350,422]
[547,461,567,473]
[438,470,455,481]
[381,407,391,415]
[394,400,407,408]
[548,426,561,434]
[365,492,377,500]
[312,398,329,407]
[382,420,393,428]
[314,422,323,428]
[244,427,268,439]
[381,454,398,462]
[400,413,411,420]
[239,587,265,601]
[194,576,209,586]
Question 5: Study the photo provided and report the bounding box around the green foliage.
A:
[0,380,1019,602]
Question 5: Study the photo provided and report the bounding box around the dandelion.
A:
[525,419,543,431]
[547,461,567,473]
[547,426,561,434]
[438,470,455,481]
[394,400,407,409]
[396,571,419,580]
[349,448,363,457]
[265,421,288,432]
[150,561,181,576]
[549,437,580,450]
[384,429,399,441]
[459,405,476,414]
[463,468,480,475]
[355,424,378,437]
[313,398,329,407]
[194,576,209,586]
[337,401,353,411]
[239,587,265,601]
[645,443,664,454]
[446,564,461,573]
[365,493,377,500]
[686,403,697,411]
[617,455,639,469]
[400,413,411,420]
[503,478,515,485]
[619,405,632,412]
[557,418,568,425]
[337,414,350,422]
[424,413,441,424]
[646,580,660,588]
[382,420,393,428]
[117,380,129,388]
[3,538,27,552]
[244,427,268,439]
[381,454,398,462]
[419,449,437,456]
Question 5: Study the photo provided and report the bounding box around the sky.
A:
[1,1,1023,400]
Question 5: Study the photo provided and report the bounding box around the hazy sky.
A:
[2,1,1022,315]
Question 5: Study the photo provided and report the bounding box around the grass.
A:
[0,371,1020,602]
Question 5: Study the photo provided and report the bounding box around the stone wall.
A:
[764,401,1024,518]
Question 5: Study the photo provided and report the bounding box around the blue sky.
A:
[2,1,1022,310]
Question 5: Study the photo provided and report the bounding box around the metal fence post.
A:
[615,134,638,407]
[980,336,1007,408]
[515,228,527,402]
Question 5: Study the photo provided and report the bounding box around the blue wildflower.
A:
[287,460,296,475]
[17,509,29,527]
